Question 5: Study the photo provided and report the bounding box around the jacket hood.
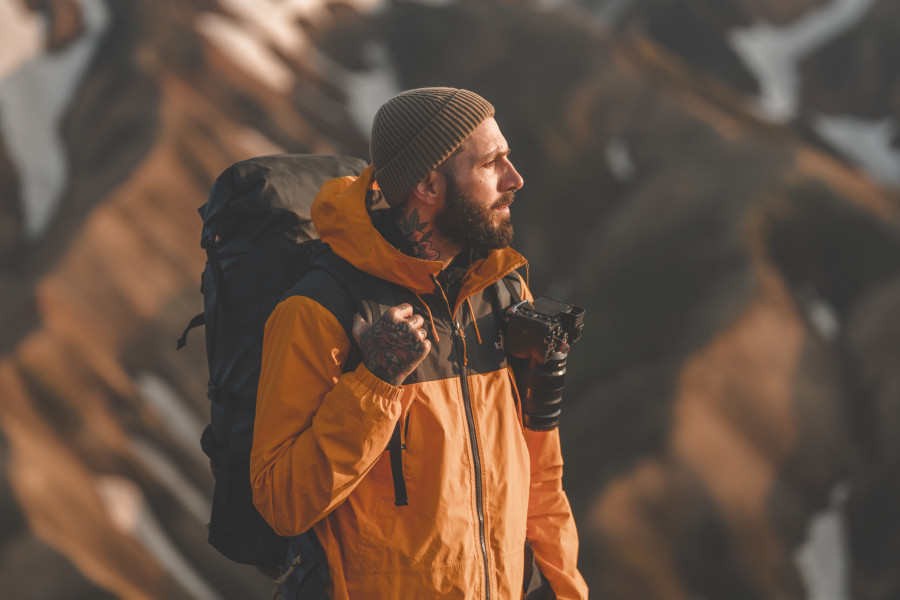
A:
[311,166,527,302]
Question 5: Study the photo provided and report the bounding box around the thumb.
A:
[351,312,369,344]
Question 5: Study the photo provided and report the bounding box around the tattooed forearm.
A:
[397,208,441,261]
[358,318,429,386]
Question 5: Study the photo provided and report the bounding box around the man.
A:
[250,87,588,599]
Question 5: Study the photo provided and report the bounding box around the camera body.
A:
[504,297,584,430]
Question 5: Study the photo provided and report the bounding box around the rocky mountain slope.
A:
[1,0,898,598]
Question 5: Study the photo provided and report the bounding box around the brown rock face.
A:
[0,0,364,597]
[1,0,899,598]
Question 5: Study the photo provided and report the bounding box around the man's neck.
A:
[395,206,460,269]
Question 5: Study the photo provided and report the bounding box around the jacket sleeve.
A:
[524,428,589,599]
[515,275,587,596]
[250,295,403,536]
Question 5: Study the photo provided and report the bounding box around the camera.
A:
[503,297,584,430]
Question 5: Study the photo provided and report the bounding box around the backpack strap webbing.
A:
[308,249,408,507]
[387,422,408,506]
[490,270,525,315]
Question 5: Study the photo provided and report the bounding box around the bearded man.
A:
[250,87,588,599]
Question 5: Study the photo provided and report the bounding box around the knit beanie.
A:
[370,87,495,207]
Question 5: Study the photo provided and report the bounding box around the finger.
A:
[405,318,428,340]
[390,303,414,319]
[351,313,368,344]
[407,314,425,328]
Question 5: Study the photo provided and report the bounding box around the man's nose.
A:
[503,159,524,192]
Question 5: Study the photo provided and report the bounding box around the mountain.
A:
[1,0,899,598]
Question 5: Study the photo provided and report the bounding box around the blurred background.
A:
[1,0,899,598]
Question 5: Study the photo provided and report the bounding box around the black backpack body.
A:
[178,154,368,569]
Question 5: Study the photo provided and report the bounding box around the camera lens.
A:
[512,352,568,431]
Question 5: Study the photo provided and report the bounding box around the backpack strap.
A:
[387,421,408,507]
[310,250,365,371]
[489,270,526,359]
[490,269,525,315]
[308,248,408,507]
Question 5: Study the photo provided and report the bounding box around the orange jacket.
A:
[250,167,588,599]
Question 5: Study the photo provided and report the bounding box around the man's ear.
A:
[410,170,446,207]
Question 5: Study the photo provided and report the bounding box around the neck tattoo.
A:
[397,208,442,261]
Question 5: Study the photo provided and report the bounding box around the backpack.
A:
[176,154,368,572]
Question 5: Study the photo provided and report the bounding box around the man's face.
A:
[433,117,524,252]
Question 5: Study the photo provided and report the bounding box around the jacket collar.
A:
[311,166,526,303]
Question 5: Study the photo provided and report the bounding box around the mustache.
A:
[492,191,516,209]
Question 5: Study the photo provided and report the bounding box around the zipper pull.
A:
[453,320,468,366]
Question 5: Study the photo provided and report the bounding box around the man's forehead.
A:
[458,117,508,159]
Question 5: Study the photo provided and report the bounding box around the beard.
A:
[434,178,515,253]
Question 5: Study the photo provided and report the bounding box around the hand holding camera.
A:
[503,297,585,430]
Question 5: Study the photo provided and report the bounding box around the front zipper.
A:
[435,282,491,600]
[453,320,490,600]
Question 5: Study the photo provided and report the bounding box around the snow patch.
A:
[214,0,384,54]
[195,12,295,92]
[728,0,879,122]
[197,0,385,94]
[339,42,402,140]
[0,0,110,240]
[135,372,206,468]
[799,286,841,341]
[605,137,636,183]
[0,0,44,79]
[96,476,221,600]
[794,481,852,600]
[813,115,900,187]
[129,436,211,526]
[216,0,316,56]
[236,126,286,157]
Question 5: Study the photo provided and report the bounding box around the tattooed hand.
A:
[352,304,432,386]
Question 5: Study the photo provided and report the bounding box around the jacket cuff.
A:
[352,362,405,403]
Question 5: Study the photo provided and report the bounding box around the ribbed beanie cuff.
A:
[370,87,494,207]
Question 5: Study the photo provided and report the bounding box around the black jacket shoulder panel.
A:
[281,268,359,340]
